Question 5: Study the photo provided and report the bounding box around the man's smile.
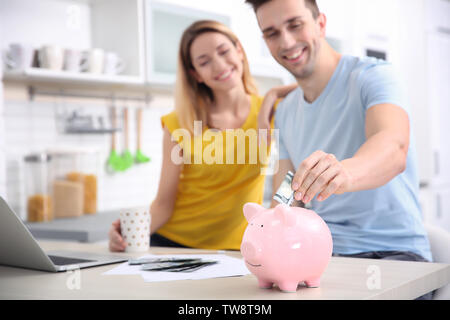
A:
[283,47,307,63]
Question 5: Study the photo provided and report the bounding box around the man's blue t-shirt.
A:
[274,55,432,261]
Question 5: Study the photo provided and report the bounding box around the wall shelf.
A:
[64,128,121,135]
[0,0,147,88]
[3,68,145,88]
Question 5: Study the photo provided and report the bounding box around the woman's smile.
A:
[214,67,236,81]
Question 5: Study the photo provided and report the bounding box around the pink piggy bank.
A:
[240,203,333,292]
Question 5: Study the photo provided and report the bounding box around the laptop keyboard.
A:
[48,255,95,266]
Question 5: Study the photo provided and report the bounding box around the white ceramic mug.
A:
[103,52,125,75]
[119,206,151,253]
[80,48,105,74]
[64,48,83,72]
[3,43,34,70]
[39,45,64,70]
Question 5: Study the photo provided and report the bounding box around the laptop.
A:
[0,196,127,272]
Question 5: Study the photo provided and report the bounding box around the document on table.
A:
[102,253,251,282]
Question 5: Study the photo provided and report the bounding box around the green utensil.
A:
[107,106,126,173]
[135,149,150,163]
[135,108,151,164]
[121,107,134,170]
[107,149,124,172]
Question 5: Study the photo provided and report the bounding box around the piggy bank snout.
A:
[241,241,261,261]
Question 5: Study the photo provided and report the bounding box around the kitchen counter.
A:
[1,240,449,300]
[25,211,119,243]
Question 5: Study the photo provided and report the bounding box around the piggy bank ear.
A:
[274,204,297,227]
[243,203,264,222]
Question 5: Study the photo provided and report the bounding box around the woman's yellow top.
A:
[158,95,275,250]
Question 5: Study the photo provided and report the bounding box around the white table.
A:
[0,240,449,300]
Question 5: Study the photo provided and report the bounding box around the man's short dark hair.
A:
[245,0,320,19]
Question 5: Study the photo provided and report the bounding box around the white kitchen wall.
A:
[2,84,277,220]
[2,78,277,221]
[3,87,173,219]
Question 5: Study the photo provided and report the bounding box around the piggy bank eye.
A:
[260,225,264,228]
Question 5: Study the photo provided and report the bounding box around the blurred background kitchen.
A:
[0,0,449,242]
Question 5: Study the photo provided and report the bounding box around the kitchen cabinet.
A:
[426,0,450,32]
[377,0,450,187]
[436,189,450,233]
[353,0,399,61]
[393,0,450,232]
[418,16,450,187]
[144,0,291,86]
[420,188,450,233]
[322,0,450,230]
[434,189,450,233]
[144,0,231,85]
[0,62,5,198]
[1,0,146,87]
[424,31,450,186]
[230,2,292,83]
[318,0,357,55]
[320,0,449,189]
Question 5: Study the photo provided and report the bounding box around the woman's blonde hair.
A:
[175,20,258,135]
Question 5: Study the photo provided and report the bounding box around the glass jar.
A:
[24,153,53,222]
[49,149,99,217]
[77,151,99,215]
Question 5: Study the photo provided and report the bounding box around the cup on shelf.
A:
[63,48,83,72]
[3,43,35,71]
[39,45,64,71]
[80,48,105,74]
[103,52,126,75]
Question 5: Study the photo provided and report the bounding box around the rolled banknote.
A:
[273,171,295,206]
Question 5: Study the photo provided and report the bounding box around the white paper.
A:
[102,253,251,282]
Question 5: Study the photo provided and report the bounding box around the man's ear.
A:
[189,68,204,83]
[317,12,327,38]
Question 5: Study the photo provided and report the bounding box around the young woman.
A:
[109,20,296,251]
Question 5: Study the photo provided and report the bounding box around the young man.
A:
[246,0,432,269]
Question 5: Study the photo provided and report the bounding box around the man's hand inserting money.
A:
[291,151,353,204]
[273,171,295,206]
